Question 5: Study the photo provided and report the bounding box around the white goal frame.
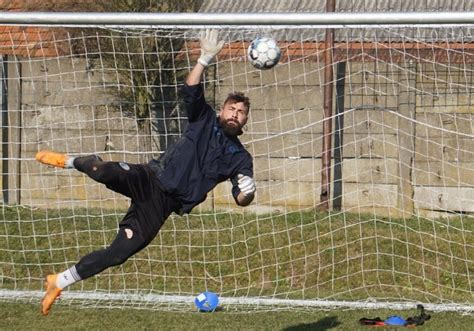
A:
[0,11,473,313]
[1,11,474,26]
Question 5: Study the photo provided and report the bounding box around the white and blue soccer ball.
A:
[194,291,219,312]
[247,37,281,70]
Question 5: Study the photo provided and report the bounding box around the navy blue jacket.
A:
[150,83,253,214]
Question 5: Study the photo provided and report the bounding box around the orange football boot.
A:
[35,151,70,168]
[41,274,62,316]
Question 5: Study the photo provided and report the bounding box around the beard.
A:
[219,117,242,136]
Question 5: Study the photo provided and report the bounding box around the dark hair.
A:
[223,91,250,113]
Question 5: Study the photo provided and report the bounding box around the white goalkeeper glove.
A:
[237,174,256,197]
[198,29,224,67]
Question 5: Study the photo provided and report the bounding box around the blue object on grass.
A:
[194,291,219,312]
[385,315,407,326]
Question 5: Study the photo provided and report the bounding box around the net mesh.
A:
[0,25,472,312]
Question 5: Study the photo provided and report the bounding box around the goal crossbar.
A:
[1,11,474,26]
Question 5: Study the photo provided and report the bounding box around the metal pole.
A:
[320,0,335,210]
[0,11,474,26]
[333,61,346,210]
[1,56,8,204]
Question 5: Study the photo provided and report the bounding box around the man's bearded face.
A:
[219,101,248,136]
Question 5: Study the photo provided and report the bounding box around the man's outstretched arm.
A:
[186,62,206,86]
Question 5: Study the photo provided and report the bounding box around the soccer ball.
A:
[194,291,219,312]
[247,37,281,70]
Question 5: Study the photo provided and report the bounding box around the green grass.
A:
[1,205,473,309]
[1,302,473,331]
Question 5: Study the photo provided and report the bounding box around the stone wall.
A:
[1,56,473,217]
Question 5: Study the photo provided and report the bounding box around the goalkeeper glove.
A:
[198,29,225,67]
[238,174,256,196]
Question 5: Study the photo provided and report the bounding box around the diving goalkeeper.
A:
[36,29,256,316]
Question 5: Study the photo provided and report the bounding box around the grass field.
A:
[1,302,473,330]
[1,205,473,317]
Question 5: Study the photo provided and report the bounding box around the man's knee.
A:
[108,228,139,267]
[108,253,129,267]
[125,228,133,239]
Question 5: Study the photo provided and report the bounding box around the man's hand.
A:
[198,29,225,67]
[238,174,256,197]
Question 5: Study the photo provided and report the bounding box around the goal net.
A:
[0,22,473,313]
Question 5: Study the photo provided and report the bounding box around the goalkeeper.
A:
[36,30,256,316]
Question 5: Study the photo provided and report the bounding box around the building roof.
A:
[0,26,69,57]
[198,0,474,42]
[0,1,71,57]
[196,0,474,64]
[1,1,474,59]
[199,0,474,13]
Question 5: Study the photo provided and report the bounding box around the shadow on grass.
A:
[283,316,340,330]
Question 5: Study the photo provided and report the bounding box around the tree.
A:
[25,0,203,159]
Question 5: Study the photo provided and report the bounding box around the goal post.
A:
[0,12,473,313]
